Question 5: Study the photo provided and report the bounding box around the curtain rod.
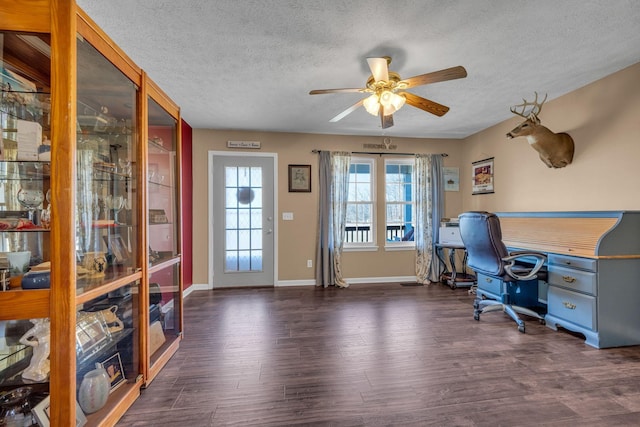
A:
[312,150,448,157]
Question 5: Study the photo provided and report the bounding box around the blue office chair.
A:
[458,211,546,333]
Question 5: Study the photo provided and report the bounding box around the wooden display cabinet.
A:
[0,2,182,425]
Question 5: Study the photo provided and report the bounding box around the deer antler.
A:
[510,91,548,119]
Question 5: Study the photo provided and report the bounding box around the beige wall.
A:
[191,61,640,285]
[191,132,465,284]
[461,62,640,213]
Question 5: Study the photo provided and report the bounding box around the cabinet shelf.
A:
[76,272,142,304]
[0,89,51,126]
[0,161,51,179]
[148,255,180,273]
[147,180,172,188]
[0,289,49,320]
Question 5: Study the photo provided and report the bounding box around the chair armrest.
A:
[502,252,546,281]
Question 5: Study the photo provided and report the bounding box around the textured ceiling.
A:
[76,0,640,139]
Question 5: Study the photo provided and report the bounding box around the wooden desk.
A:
[496,211,640,348]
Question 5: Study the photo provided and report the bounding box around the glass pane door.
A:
[74,33,140,411]
[147,96,180,369]
[0,31,51,394]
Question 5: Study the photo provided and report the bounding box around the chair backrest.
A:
[458,211,509,277]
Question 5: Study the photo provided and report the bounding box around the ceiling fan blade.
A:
[367,57,389,82]
[380,111,394,129]
[401,65,467,89]
[403,92,450,117]
[310,88,367,95]
[329,99,364,122]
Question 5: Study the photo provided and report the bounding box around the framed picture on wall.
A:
[471,157,494,195]
[443,167,460,192]
[288,164,311,192]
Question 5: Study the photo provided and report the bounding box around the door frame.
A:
[207,150,278,288]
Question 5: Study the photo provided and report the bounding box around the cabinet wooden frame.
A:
[1,2,183,425]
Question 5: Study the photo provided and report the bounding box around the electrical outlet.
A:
[282,212,294,220]
[307,259,313,268]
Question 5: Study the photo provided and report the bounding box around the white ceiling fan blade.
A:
[329,99,364,122]
[367,57,389,82]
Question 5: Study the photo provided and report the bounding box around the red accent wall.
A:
[181,120,193,289]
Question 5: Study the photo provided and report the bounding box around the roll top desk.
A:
[496,211,640,349]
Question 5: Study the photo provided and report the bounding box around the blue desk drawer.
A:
[476,273,502,298]
[548,265,597,296]
[548,286,596,331]
[548,254,597,272]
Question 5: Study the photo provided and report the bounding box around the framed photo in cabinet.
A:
[149,209,168,224]
[103,234,130,263]
[33,396,87,427]
[99,352,126,392]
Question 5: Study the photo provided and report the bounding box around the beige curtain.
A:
[414,154,444,284]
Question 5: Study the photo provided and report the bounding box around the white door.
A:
[209,152,276,287]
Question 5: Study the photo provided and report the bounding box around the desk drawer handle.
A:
[484,277,493,283]
[563,301,577,310]
[562,276,576,283]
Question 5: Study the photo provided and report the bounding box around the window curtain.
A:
[414,154,445,284]
[316,151,351,288]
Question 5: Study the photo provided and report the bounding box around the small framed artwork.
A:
[33,396,87,427]
[443,167,460,192]
[471,157,495,195]
[148,209,168,224]
[288,164,311,192]
[103,234,130,263]
[99,352,126,392]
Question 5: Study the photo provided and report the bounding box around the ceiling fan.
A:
[309,57,467,129]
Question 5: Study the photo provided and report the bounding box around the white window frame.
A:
[384,157,416,251]
[344,157,377,251]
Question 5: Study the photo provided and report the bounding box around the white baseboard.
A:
[185,276,418,293]
[345,276,417,285]
[276,279,316,287]
[277,276,418,287]
[183,283,211,298]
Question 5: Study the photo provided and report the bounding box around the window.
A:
[345,158,375,246]
[385,159,415,246]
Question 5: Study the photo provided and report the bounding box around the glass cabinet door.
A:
[147,96,181,371]
[74,33,140,412]
[0,30,52,398]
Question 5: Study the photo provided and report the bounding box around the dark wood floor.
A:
[117,283,640,426]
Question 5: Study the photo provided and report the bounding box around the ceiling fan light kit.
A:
[310,56,467,129]
[363,90,406,116]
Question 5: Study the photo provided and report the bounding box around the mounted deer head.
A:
[506,92,574,168]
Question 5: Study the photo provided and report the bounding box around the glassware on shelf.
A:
[118,158,131,180]
[0,386,33,426]
[104,194,125,223]
[16,184,44,223]
[40,189,52,229]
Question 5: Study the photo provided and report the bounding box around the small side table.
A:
[435,243,476,290]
